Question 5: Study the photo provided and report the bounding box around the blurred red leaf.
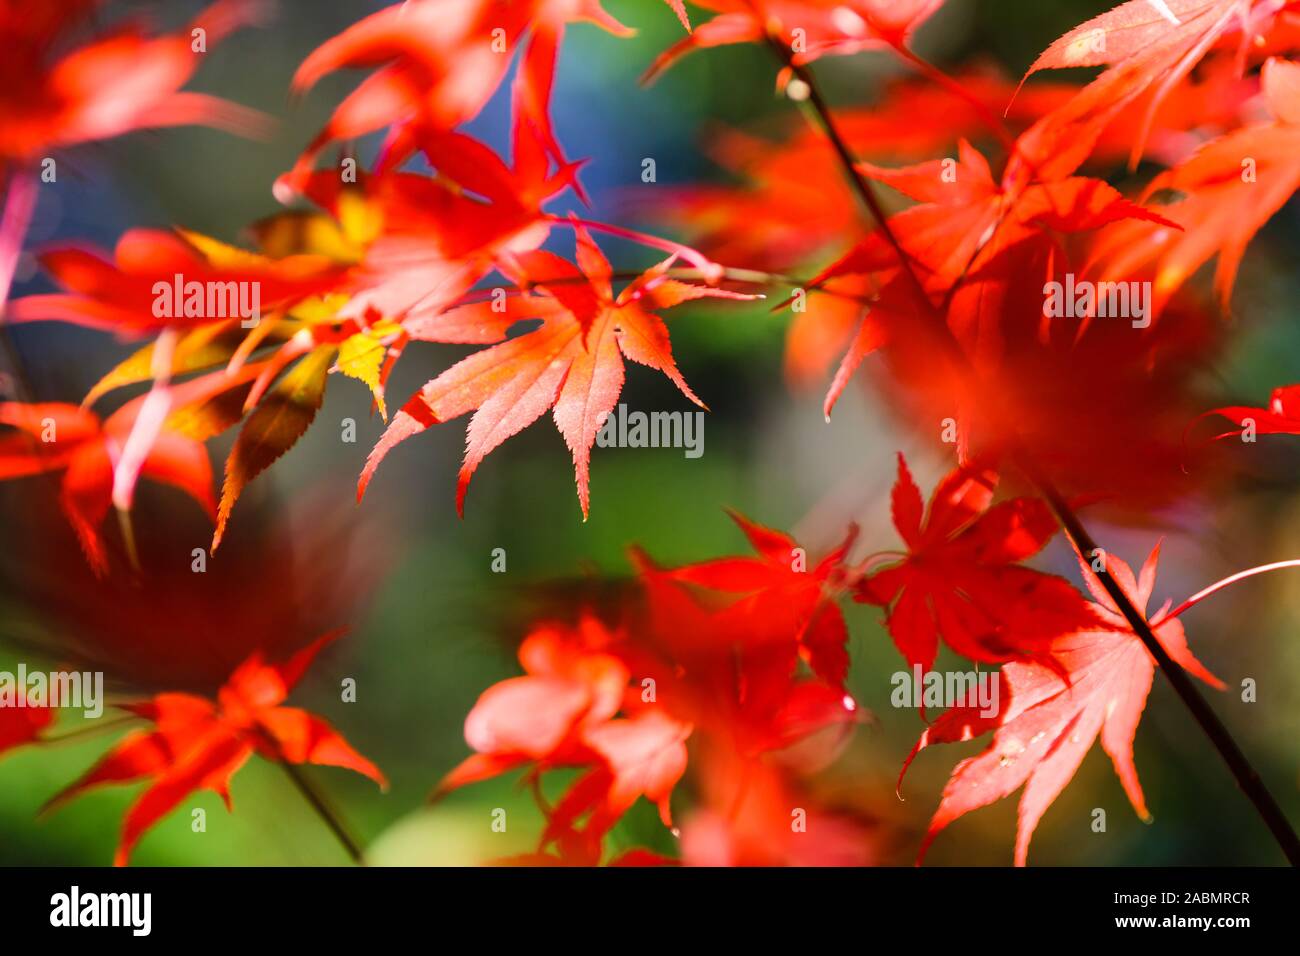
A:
[44,631,385,866]
[902,544,1224,865]
[857,454,1088,673]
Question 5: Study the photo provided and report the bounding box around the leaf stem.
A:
[1157,559,1300,624]
[0,173,36,317]
[544,215,723,280]
[0,173,42,409]
[443,266,873,308]
[278,760,365,864]
[40,714,140,745]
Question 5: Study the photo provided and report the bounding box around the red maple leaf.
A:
[278,0,632,201]
[289,108,581,328]
[814,140,1181,302]
[1011,0,1289,179]
[0,0,266,166]
[679,745,877,866]
[439,545,866,863]
[644,0,946,82]
[857,454,1088,673]
[901,543,1224,865]
[1085,57,1300,317]
[438,617,633,791]
[359,225,754,517]
[438,615,692,862]
[0,692,52,759]
[7,228,344,335]
[43,630,386,866]
[630,545,863,761]
[806,140,1181,416]
[665,509,858,688]
[1204,381,1300,439]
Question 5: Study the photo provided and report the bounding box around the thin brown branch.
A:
[764,34,932,309]
[278,760,366,865]
[1016,453,1300,865]
[40,714,140,745]
[445,265,876,309]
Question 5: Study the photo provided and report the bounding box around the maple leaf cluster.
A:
[2,0,754,568]
[437,463,1226,865]
[1,0,1299,867]
[43,631,385,867]
[438,513,871,866]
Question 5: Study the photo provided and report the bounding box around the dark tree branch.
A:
[279,760,366,865]
[765,36,1300,865]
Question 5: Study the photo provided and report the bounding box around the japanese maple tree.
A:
[2,0,1300,869]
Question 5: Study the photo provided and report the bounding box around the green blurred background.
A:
[1,0,1297,865]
